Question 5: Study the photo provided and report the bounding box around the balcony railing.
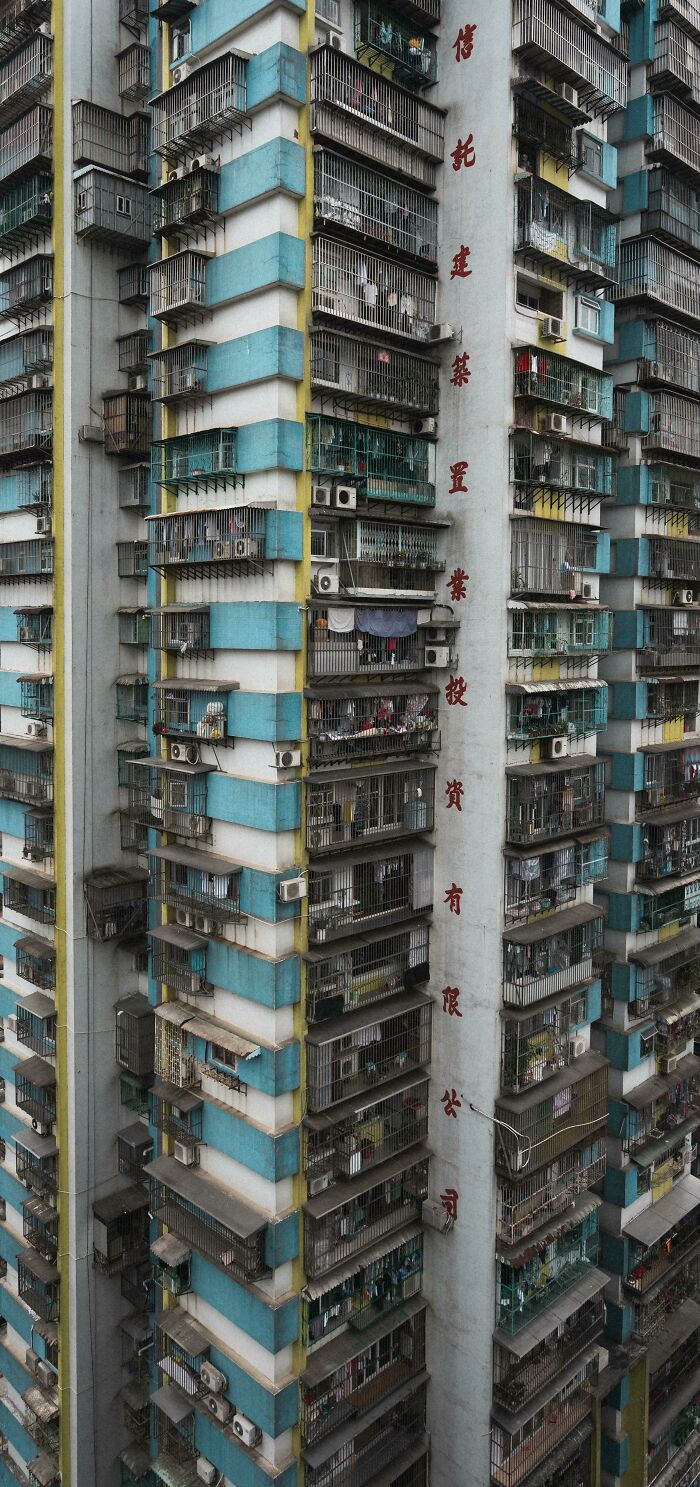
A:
[354,6,437,89]
[643,392,700,462]
[512,0,627,114]
[315,514,443,598]
[0,0,51,60]
[310,46,445,190]
[649,95,700,182]
[306,1073,429,1188]
[497,1204,600,1334]
[149,343,208,403]
[14,1057,56,1127]
[117,540,148,579]
[307,686,439,766]
[16,934,55,989]
[17,997,55,1057]
[307,763,435,853]
[17,1249,58,1320]
[311,327,439,418]
[304,1382,427,1487]
[0,394,51,465]
[152,680,233,744]
[304,1151,429,1278]
[0,254,51,318]
[0,740,52,804]
[508,604,611,660]
[511,429,615,508]
[306,992,431,1112]
[149,605,210,655]
[643,167,700,257]
[503,909,604,1006]
[307,413,434,508]
[501,994,583,1091]
[0,327,51,391]
[507,681,608,743]
[103,392,150,457]
[658,0,700,40]
[17,607,52,647]
[4,868,55,923]
[640,607,700,670]
[649,462,700,512]
[514,175,618,284]
[511,516,605,597]
[124,759,211,843]
[626,1205,700,1295]
[151,54,248,161]
[616,237,700,322]
[149,250,207,324]
[491,1375,594,1487]
[0,33,51,130]
[638,320,700,398]
[146,507,266,576]
[496,1053,608,1170]
[493,1293,604,1412]
[150,926,209,998]
[649,535,700,583]
[300,1304,426,1447]
[152,168,220,240]
[507,760,605,845]
[0,105,51,186]
[118,262,149,306]
[313,149,438,265]
[302,1229,424,1347]
[148,1159,269,1282]
[0,174,51,254]
[308,605,435,679]
[22,805,53,863]
[74,169,151,248]
[514,93,576,168]
[72,100,149,179]
[151,430,238,492]
[514,346,613,420]
[148,848,243,926]
[651,21,700,105]
[306,921,430,1021]
[497,1138,607,1245]
[504,836,608,927]
[313,237,436,345]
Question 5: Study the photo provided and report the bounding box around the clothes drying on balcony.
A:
[497,1189,601,1268]
[493,1265,608,1356]
[326,606,418,635]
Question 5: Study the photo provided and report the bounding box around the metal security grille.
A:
[310,48,444,182]
[305,1076,429,1186]
[149,343,208,401]
[638,812,700,880]
[307,846,432,940]
[118,263,149,306]
[313,149,438,263]
[74,170,151,248]
[152,168,220,238]
[0,33,51,129]
[495,1062,608,1169]
[117,330,151,374]
[512,0,628,114]
[304,1383,427,1487]
[503,915,604,1005]
[103,393,150,457]
[650,94,700,177]
[126,764,210,841]
[304,1157,428,1279]
[151,53,248,159]
[0,0,51,60]
[72,101,149,178]
[0,534,52,571]
[154,1018,198,1089]
[151,429,237,489]
[308,688,439,766]
[497,1140,606,1245]
[504,838,607,924]
[508,606,611,659]
[354,6,437,88]
[149,606,210,654]
[644,391,700,459]
[300,1307,427,1448]
[149,250,207,322]
[0,103,51,185]
[493,1294,604,1414]
[16,607,51,646]
[513,347,612,418]
[511,516,600,596]
[506,761,606,844]
[648,534,700,580]
[118,43,150,101]
[307,413,434,506]
[500,999,574,1092]
[307,765,435,852]
[616,237,700,321]
[0,253,51,315]
[149,1178,268,1282]
[306,1000,431,1112]
[491,1375,594,1487]
[0,173,52,253]
[639,318,700,396]
[643,167,700,255]
[306,922,430,1020]
[514,175,618,281]
[310,328,439,416]
[117,540,148,578]
[313,236,436,342]
[506,682,608,742]
[147,507,265,572]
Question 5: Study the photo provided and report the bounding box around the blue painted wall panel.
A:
[206,234,304,308]
[208,774,301,832]
[208,328,304,394]
[209,602,302,652]
[219,139,305,213]
[190,1253,298,1352]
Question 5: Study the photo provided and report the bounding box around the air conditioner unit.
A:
[547,413,569,435]
[577,580,594,600]
[334,485,357,509]
[312,568,339,596]
[18,627,30,641]
[26,722,47,738]
[128,373,148,392]
[200,1361,227,1395]
[275,747,301,769]
[35,514,50,535]
[233,538,258,560]
[427,322,455,344]
[308,1172,332,1197]
[197,1461,218,1487]
[78,425,105,444]
[190,154,219,174]
[25,1349,39,1377]
[312,484,332,507]
[37,21,51,35]
[570,1035,587,1059]
[175,908,193,928]
[557,82,578,107]
[172,61,196,83]
[232,1414,262,1449]
[205,1394,233,1425]
[27,375,49,390]
[661,1053,680,1074]
[412,417,437,436]
[544,736,569,761]
[339,1050,359,1079]
[7,1016,16,1035]
[278,877,306,903]
[541,316,564,341]
[36,1361,53,1389]
[174,1140,196,1166]
[170,741,200,765]
[193,914,220,936]
[676,589,695,606]
[421,1198,453,1234]
[424,645,450,668]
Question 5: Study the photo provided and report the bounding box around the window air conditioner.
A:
[308,1172,332,1196]
[278,877,306,903]
[427,323,455,344]
[421,1198,453,1233]
[334,485,356,509]
[576,580,594,600]
[174,1140,196,1166]
[200,1361,227,1394]
[275,747,301,768]
[544,737,569,761]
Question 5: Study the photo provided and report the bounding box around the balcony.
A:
[310,47,445,191]
[0,254,51,322]
[22,1192,58,1262]
[303,1381,427,1487]
[616,238,700,324]
[504,907,604,1007]
[150,924,209,998]
[151,54,248,162]
[302,1228,424,1346]
[313,150,437,267]
[306,1072,429,1193]
[306,991,431,1113]
[118,262,149,307]
[152,167,220,240]
[640,745,700,817]
[123,757,212,842]
[514,346,613,422]
[23,805,52,864]
[118,43,150,102]
[146,507,266,578]
[16,607,52,650]
[92,1186,149,1275]
[304,1150,428,1278]
[638,321,700,399]
[3,864,54,923]
[149,343,209,403]
[0,331,51,397]
[306,921,429,1021]
[313,238,436,346]
[307,762,435,854]
[511,516,606,598]
[491,1367,595,1487]
[148,845,243,926]
[313,514,444,599]
[0,0,51,59]
[638,803,700,880]
[147,1153,269,1281]
[643,393,700,465]
[493,1289,605,1413]
[513,93,577,169]
[0,394,51,466]
[118,607,149,646]
[0,33,51,131]
[640,609,700,672]
[149,1083,202,1149]
[504,834,608,928]
[507,758,605,845]
[149,250,208,325]
[83,867,148,942]
[23,1385,58,1455]
[16,933,55,989]
[116,674,147,724]
[17,1248,58,1320]
[512,0,628,116]
[307,685,438,766]
[74,169,151,248]
[311,327,439,419]
[307,414,434,509]
[0,737,52,804]
[14,1054,55,1128]
[72,101,149,179]
[649,1414,700,1487]
[115,993,154,1078]
[354,6,436,89]
[0,175,51,256]
[643,169,700,257]
[511,429,615,512]
[300,1302,426,1447]
[658,0,700,39]
[149,605,209,656]
[515,176,617,286]
[501,995,591,1095]
[17,991,55,1057]
[308,604,439,679]
[102,391,150,458]
[508,602,611,661]
[15,1128,56,1194]
[0,105,51,187]
[649,463,700,512]
[496,1051,608,1170]
[497,1198,601,1334]
[625,1188,700,1295]
[649,96,700,184]
[507,680,608,744]
[117,540,148,579]
[152,679,234,746]
[151,430,237,494]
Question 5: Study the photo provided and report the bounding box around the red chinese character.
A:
[450,244,473,279]
[445,780,464,813]
[451,135,477,171]
[441,1087,462,1118]
[449,461,469,494]
[444,882,463,915]
[445,674,468,707]
[453,24,477,61]
[450,353,471,388]
[447,567,469,601]
[442,985,463,1017]
[440,1188,459,1221]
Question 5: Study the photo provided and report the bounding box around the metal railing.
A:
[300,1306,426,1446]
[641,610,700,670]
[0,173,51,251]
[643,167,700,255]
[313,149,438,263]
[496,1062,608,1170]
[308,606,425,679]
[302,1230,424,1346]
[151,53,248,159]
[147,507,265,572]
[515,175,618,280]
[150,606,210,654]
[504,840,607,927]
[307,765,435,853]
[497,1210,600,1334]
[0,254,52,316]
[643,391,700,460]
[313,236,436,343]
[0,33,51,129]
[508,606,611,659]
[304,1155,428,1278]
[149,1177,268,1282]
[650,95,700,180]
[304,1383,426,1487]
[117,540,148,578]
[507,684,607,743]
[506,762,605,845]
[354,6,437,88]
[652,21,700,106]
[616,237,700,321]
[125,765,210,842]
[308,688,439,766]
[306,922,430,1020]
[503,917,604,1006]
[493,1294,603,1413]
[306,1000,431,1113]
[511,429,615,505]
[306,1077,429,1187]
[118,43,150,101]
[149,343,208,402]
[511,517,602,597]
[149,250,207,322]
[72,100,149,178]
[310,46,444,189]
[0,104,51,185]
[491,1380,594,1487]
[512,0,627,112]
[514,346,612,419]
[501,995,578,1090]
[498,1142,606,1246]
[311,327,439,417]
[152,167,219,241]
[151,429,237,489]
[307,413,434,507]
[103,392,150,457]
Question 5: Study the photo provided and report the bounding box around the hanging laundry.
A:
[327,606,356,633]
[356,608,418,638]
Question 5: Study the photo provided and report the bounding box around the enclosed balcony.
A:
[0,106,51,187]
[638,320,700,398]
[507,758,605,845]
[311,327,439,419]
[511,429,615,511]
[647,537,700,587]
[16,933,55,989]
[305,1071,429,1188]
[149,343,209,403]
[503,906,604,1007]
[117,330,150,376]
[117,539,148,579]
[300,1302,426,1448]
[0,253,51,320]
[303,1381,427,1487]
[513,93,577,170]
[307,605,432,679]
[0,0,51,59]
[151,54,248,162]
[15,1128,56,1194]
[643,168,700,256]
[3,864,54,924]
[493,1287,605,1414]
[16,991,55,1057]
[507,680,608,744]
[504,834,608,928]
[515,176,618,286]
[92,1187,149,1275]
[649,95,700,183]
[497,1198,601,1335]
[496,1052,608,1171]
[116,674,147,723]
[616,238,700,323]
[152,679,234,745]
[643,392,700,464]
[313,515,444,599]
[0,334,51,399]
[648,462,700,512]
[491,1363,595,1487]
[118,42,150,101]
[115,993,154,1078]
[313,150,437,267]
[638,804,700,880]
[146,1153,269,1281]
[307,686,439,767]
[0,393,51,464]
[624,1187,700,1296]
[0,175,52,255]
[118,608,149,647]
[640,608,700,671]
[16,607,51,648]
[22,1194,57,1261]
[152,1310,209,1401]
[514,346,613,422]
[117,1124,153,1184]
[14,1054,55,1128]
[639,744,700,816]
[307,414,434,509]
[148,845,244,925]
[302,1228,424,1347]
[17,1248,58,1320]
[306,921,430,1021]
[310,47,444,191]
[150,924,209,999]
[304,1149,429,1279]
[511,517,606,598]
[72,101,149,179]
[508,603,611,662]
[123,757,212,842]
[117,465,148,511]
[0,737,52,804]
[23,806,53,864]
[146,507,266,577]
[354,7,436,89]
[307,762,435,853]
[118,262,149,307]
[149,1082,202,1149]
[74,169,151,248]
[151,1235,192,1297]
[149,250,208,325]
[0,34,51,133]
[151,429,237,494]
[19,674,52,720]
[103,391,150,458]
[512,0,628,116]
[638,877,700,931]
[498,1135,606,1250]
[306,990,431,1113]
[152,166,220,240]
[313,238,436,345]
[83,867,148,942]
[501,994,592,1093]
[149,607,208,659]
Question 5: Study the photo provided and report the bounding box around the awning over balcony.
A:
[631,928,700,967]
[649,1362,700,1447]
[518,1422,594,1487]
[151,1233,192,1271]
[497,1049,607,1116]
[27,1458,59,1487]
[152,678,238,693]
[93,1186,148,1225]
[119,1446,153,1480]
[120,1379,151,1412]
[504,828,609,861]
[301,1371,428,1470]
[149,1383,194,1425]
[305,682,439,701]
[631,1114,700,1170]
[15,935,54,958]
[2,863,55,890]
[505,680,607,695]
[657,990,700,1024]
[18,992,55,1020]
[624,1051,700,1108]
[491,1344,600,1432]
[508,600,609,613]
[303,921,431,964]
[624,1173,700,1246]
[149,844,242,878]
[302,1295,426,1387]
[12,1053,54,1087]
[498,1190,602,1267]
[32,1318,57,1348]
[128,754,214,775]
[153,998,260,1060]
[647,1299,700,1384]
[149,924,206,952]
[503,902,604,946]
[120,1313,153,1348]
[150,1080,202,1115]
[640,799,700,829]
[23,1385,58,1421]
[22,1195,56,1228]
[301,1222,423,1301]
[145,1154,267,1240]
[14,1128,57,1158]
[639,870,700,896]
[506,752,599,778]
[494,1265,609,1357]
[156,1306,208,1358]
[0,731,52,753]
[306,759,437,786]
[304,1069,429,1133]
[18,1247,58,1285]
[306,988,431,1048]
[304,1145,430,1221]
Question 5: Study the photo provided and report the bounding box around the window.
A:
[570,993,587,1025]
[516,276,563,318]
[311,527,331,558]
[640,1028,656,1059]
[576,297,601,336]
[77,191,88,211]
[171,20,191,60]
[211,1043,237,1070]
[579,135,603,177]
[116,196,132,216]
[574,451,597,490]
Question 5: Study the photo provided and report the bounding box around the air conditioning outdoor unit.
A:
[170,741,200,765]
[547,413,569,435]
[676,589,695,606]
[36,1361,53,1388]
[312,484,332,507]
[234,538,259,559]
[175,909,193,927]
[278,877,306,903]
[206,1394,233,1425]
[661,1053,679,1074]
[7,1017,16,1035]
[541,316,564,341]
[412,417,437,436]
[232,1413,262,1449]
[25,1349,39,1376]
[197,1461,218,1487]
[312,568,339,596]
[129,374,147,391]
[174,1140,196,1166]
[190,154,219,173]
[427,322,455,344]
[334,485,357,509]
[544,737,569,761]
[576,580,594,600]
[424,645,450,667]
[200,1361,227,1395]
[172,61,196,84]
[308,1173,332,1197]
[421,1198,453,1233]
[26,722,47,738]
[570,1035,587,1059]
[193,914,220,936]
[558,82,578,107]
[35,514,50,535]
[275,747,301,769]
